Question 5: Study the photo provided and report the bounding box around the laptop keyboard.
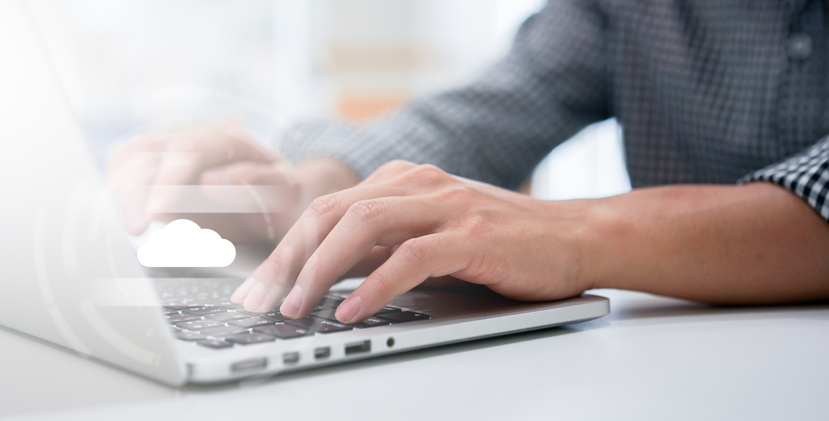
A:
[156,279,430,350]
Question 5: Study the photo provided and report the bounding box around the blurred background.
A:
[34,0,630,200]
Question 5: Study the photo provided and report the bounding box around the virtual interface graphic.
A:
[137,219,236,268]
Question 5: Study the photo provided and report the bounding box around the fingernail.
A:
[280,286,303,318]
[231,277,256,304]
[243,282,266,312]
[336,296,361,324]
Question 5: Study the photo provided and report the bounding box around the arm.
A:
[584,182,829,304]
[587,135,829,303]
[280,0,610,190]
[231,160,829,321]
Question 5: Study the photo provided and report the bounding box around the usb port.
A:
[231,357,267,373]
[344,340,371,356]
[282,351,300,364]
[314,347,331,360]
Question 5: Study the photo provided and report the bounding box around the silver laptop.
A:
[0,0,609,386]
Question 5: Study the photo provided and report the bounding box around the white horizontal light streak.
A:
[143,185,295,213]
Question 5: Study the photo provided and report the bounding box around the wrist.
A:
[563,196,632,292]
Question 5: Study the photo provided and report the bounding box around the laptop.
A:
[0,0,610,386]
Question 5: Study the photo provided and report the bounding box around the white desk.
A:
[3,289,828,421]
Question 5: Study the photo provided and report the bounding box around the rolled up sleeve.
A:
[739,135,829,221]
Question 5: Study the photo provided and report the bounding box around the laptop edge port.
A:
[314,347,331,360]
[345,340,371,356]
[282,351,300,364]
[231,357,267,373]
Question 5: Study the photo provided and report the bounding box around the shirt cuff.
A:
[738,135,829,221]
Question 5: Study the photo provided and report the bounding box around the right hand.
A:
[105,121,304,244]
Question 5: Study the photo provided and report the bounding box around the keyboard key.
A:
[210,300,241,308]
[376,311,430,323]
[309,308,339,321]
[165,313,201,324]
[311,307,394,328]
[286,317,353,333]
[259,311,285,322]
[317,296,344,308]
[175,319,225,332]
[352,317,392,329]
[374,306,402,315]
[224,333,277,345]
[162,298,197,307]
[181,306,226,316]
[175,330,208,341]
[197,339,233,349]
[206,311,249,322]
[235,308,287,321]
[229,316,276,328]
[253,323,315,339]
[200,325,248,338]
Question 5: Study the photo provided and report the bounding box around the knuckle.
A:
[308,193,341,217]
[379,159,416,173]
[397,238,432,265]
[461,210,491,238]
[346,199,385,224]
[260,252,294,289]
[262,252,284,276]
[404,164,448,185]
[369,270,395,299]
[434,184,470,202]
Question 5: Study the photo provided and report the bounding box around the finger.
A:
[235,181,410,311]
[236,165,455,312]
[202,162,301,215]
[200,161,298,187]
[230,277,257,304]
[200,162,302,235]
[335,233,468,323]
[199,121,282,166]
[359,160,416,185]
[279,196,448,318]
[342,246,394,278]
[143,125,279,218]
[144,150,205,217]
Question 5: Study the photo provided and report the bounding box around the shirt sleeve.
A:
[739,135,829,221]
[279,0,610,190]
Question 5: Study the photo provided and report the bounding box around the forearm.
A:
[582,182,829,304]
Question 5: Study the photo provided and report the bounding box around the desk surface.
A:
[3,289,828,421]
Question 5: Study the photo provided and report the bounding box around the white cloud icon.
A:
[137,219,236,267]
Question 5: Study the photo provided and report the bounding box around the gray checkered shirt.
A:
[281,0,829,221]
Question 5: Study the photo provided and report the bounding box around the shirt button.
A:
[786,33,812,61]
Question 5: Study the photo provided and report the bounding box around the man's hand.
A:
[231,160,829,322]
[231,160,593,322]
[105,122,358,244]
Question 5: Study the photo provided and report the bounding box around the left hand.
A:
[231,160,593,323]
